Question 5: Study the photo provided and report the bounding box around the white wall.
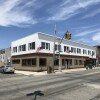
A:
[11,32,96,59]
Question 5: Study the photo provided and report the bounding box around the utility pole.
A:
[58,43,61,72]
[52,21,56,73]
[58,34,65,72]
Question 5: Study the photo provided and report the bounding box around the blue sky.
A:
[0,0,100,48]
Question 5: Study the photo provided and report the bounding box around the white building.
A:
[11,32,96,71]
[0,48,11,65]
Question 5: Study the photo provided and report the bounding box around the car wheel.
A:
[86,66,88,70]
[12,71,15,74]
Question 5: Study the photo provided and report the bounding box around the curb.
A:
[15,68,86,76]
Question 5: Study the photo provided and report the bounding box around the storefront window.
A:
[22,58,36,66]
[39,58,46,66]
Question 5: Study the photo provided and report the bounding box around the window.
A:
[41,42,50,50]
[18,44,26,52]
[46,43,50,50]
[77,48,81,54]
[88,50,91,55]
[79,60,83,65]
[19,46,21,52]
[13,47,17,53]
[54,59,59,66]
[74,60,78,65]
[64,46,69,52]
[71,47,76,53]
[83,49,87,54]
[12,59,20,64]
[22,44,26,51]
[41,42,45,49]
[62,59,65,66]
[39,58,46,66]
[71,47,73,53]
[92,51,95,56]
[29,42,35,50]
[22,59,36,66]
[55,44,57,51]
[55,44,61,51]
[69,59,72,65]
[58,45,61,51]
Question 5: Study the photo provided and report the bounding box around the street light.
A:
[58,31,71,72]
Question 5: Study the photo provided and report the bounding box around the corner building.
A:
[11,32,96,71]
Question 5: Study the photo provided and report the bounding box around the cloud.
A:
[75,29,100,37]
[76,37,99,46]
[0,0,37,27]
[48,0,100,21]
[76,38,92,44]
[77,0,100,8]
[82,9,100,19]
[71,24,100,30]
[75,30,100,46]
[92,32,100,42]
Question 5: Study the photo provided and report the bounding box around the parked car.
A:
[0,65,15,73]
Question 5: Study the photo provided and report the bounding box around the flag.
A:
[66,50,72,53]
[66,51,70,53]
[36,47,43,52]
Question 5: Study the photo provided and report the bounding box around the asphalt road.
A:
[0,68,100,100]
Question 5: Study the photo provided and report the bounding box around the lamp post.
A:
[58,31,71,72]
[57,33,66,72]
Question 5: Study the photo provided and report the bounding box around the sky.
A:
[0,0,100,48]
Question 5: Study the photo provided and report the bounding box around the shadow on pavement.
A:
[90,93,100,100]
[26,90,44,100]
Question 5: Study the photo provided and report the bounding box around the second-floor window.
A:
[71,47,76,53]
[77,48,81,54]
[41,42,50,50]
[13,47,17,53]
[28,42,35,50]
[83,49,87,54]
[18,44,26,52]
[55,44,61,51]
[64,46,69,52]
[92,51,95,56]
[88,50,91,55]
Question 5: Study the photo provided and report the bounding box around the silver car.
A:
[0,65,15,73]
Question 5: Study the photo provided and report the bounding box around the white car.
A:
[0,65,15,73]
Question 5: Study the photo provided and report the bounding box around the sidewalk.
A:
[15,68,86,76]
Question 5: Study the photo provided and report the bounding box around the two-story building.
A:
[94,46,100,66]
[0,47,11,66]
[11,32,96,71]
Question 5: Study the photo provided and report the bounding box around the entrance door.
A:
[65,59,70,69]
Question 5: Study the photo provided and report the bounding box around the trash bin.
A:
[47,66,52,74]
[86,66,88,70]
[88,64,92,69]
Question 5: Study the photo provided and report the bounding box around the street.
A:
[0,68,100,100]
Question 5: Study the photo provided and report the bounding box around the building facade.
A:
[11,32,96,71]
[94,46,100,65]
[0,47,11,66]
